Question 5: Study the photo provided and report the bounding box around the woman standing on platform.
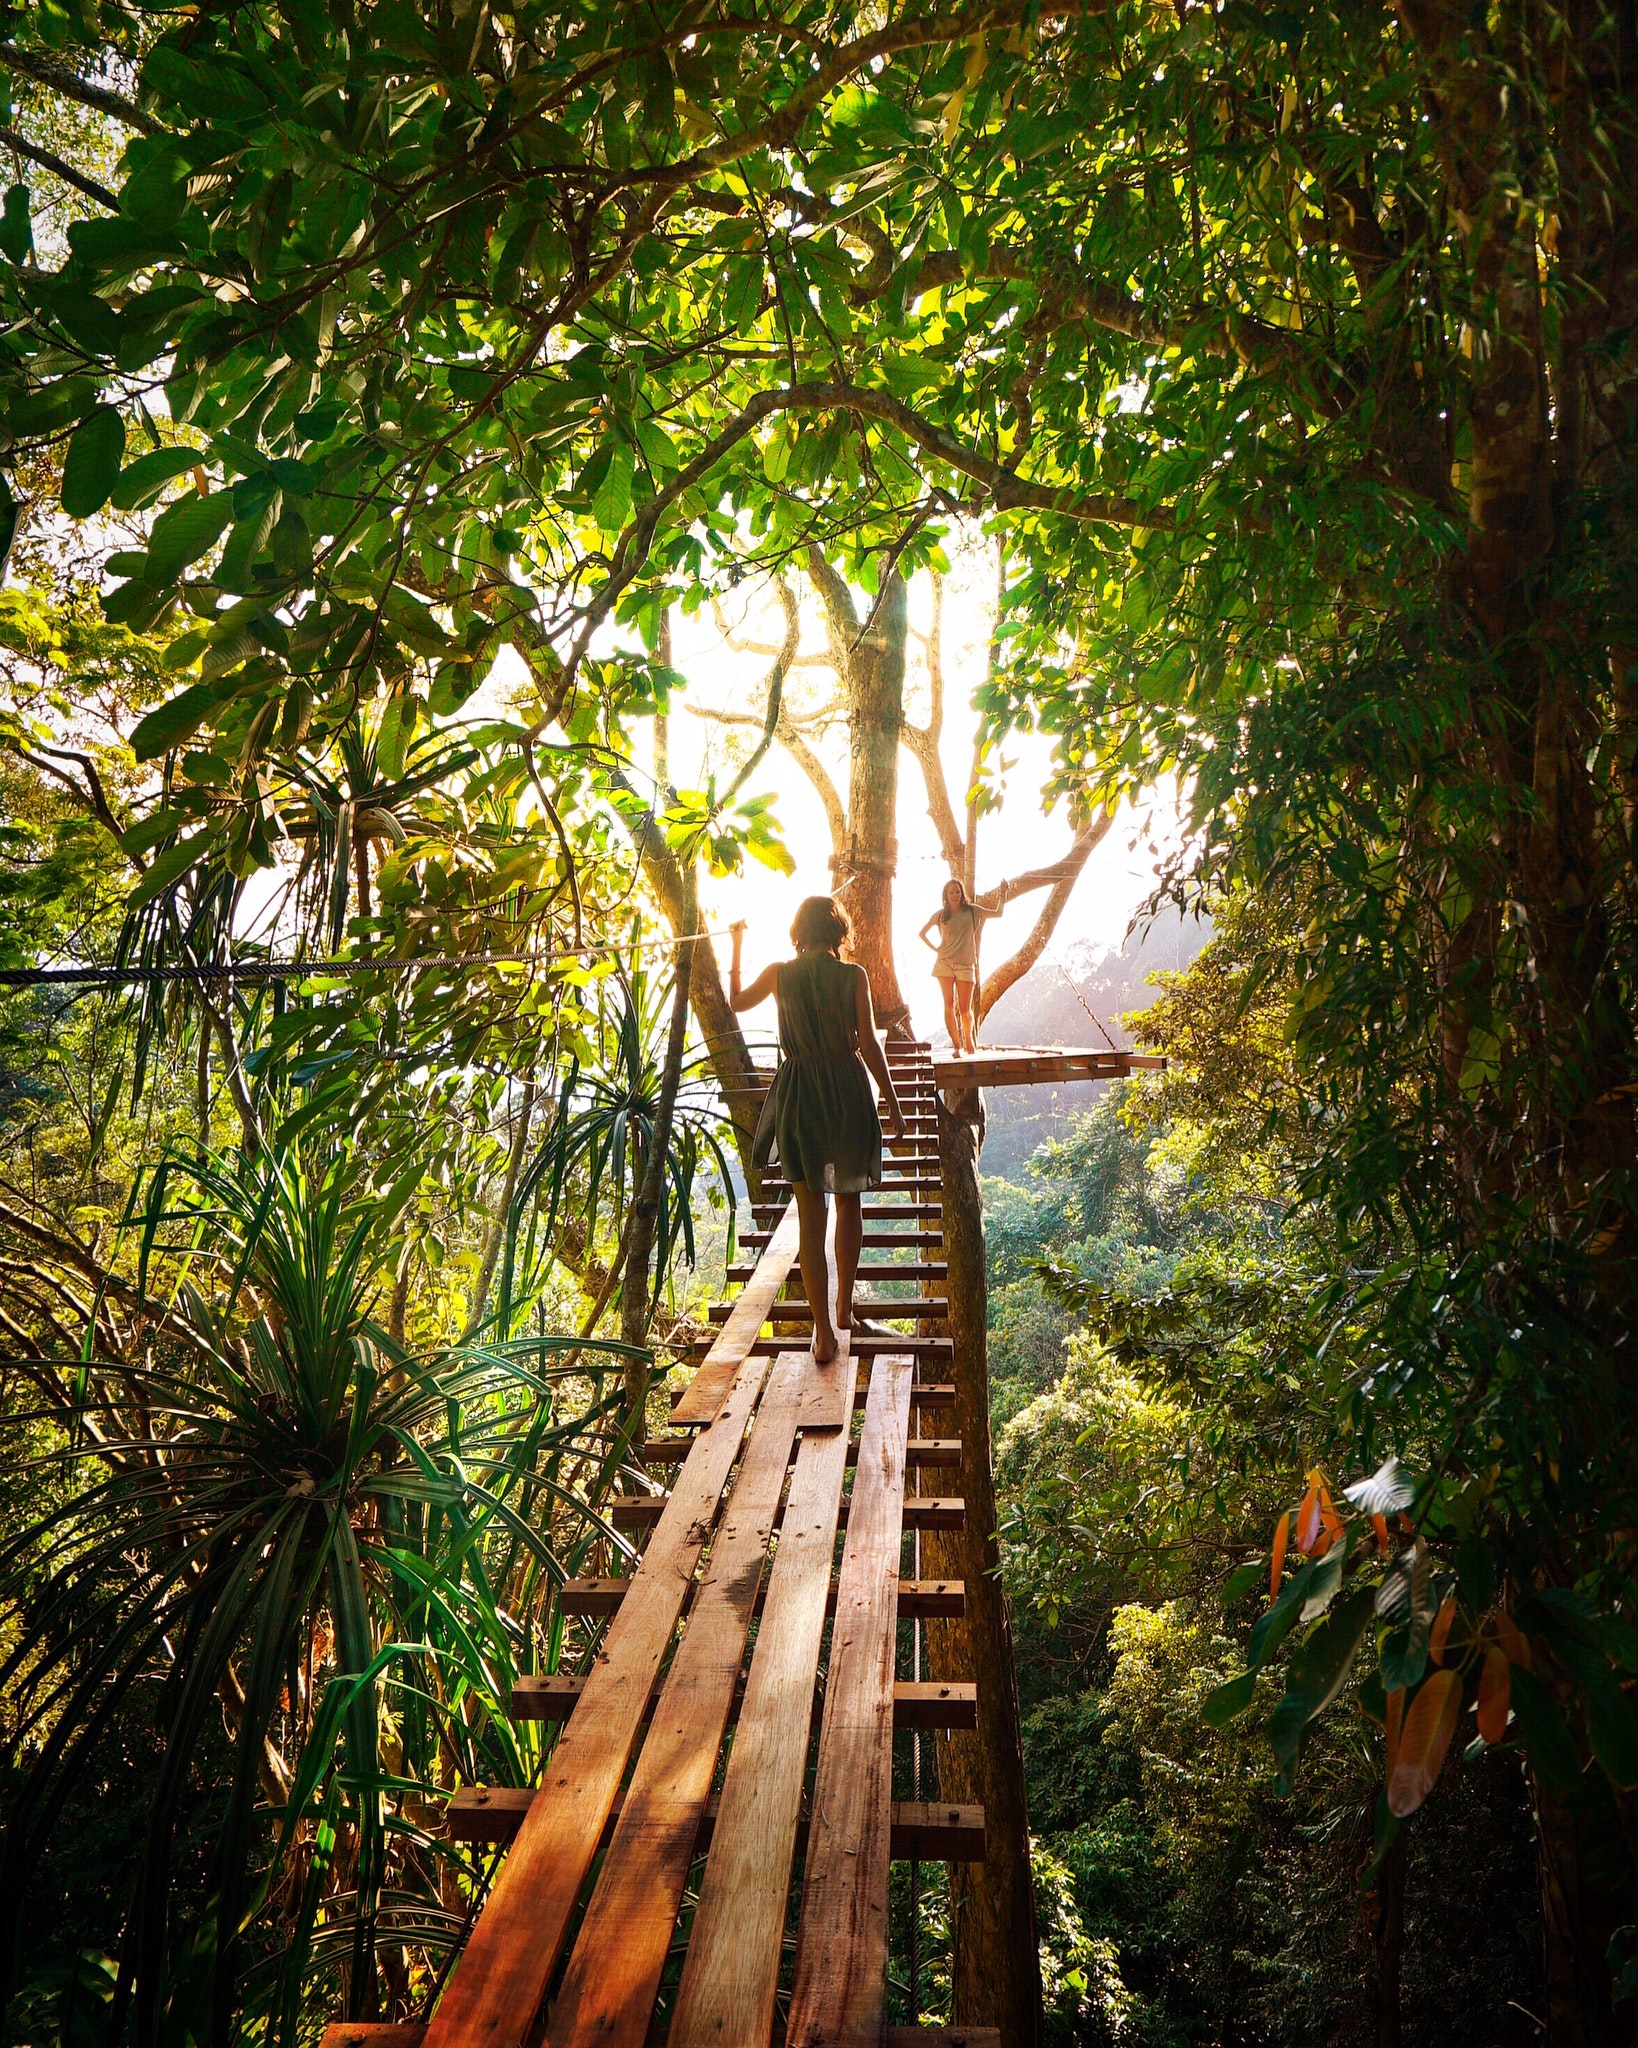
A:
[729,897,906,1364]
[918,878,1008,1055]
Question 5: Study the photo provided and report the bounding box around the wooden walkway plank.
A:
[786,1353,915,2048]
[669,1412,853,2048]
[798,1220,852,1431]
[673,1199,801,1424]
[422,1348,771,2048]
[545,1351,810,2048]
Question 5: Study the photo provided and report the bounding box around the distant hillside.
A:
[972,907,1211,1178]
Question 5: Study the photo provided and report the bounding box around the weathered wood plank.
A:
[930,1047,1165,1088]
[672,1199,801,1424]
[667,1413,853,2048]
[422,1348,769,2048]
[555,1572,962,1621]
[322,2026,428,2048]
[545,1351,808,2048]
[447,1787,987,1861]
[509,1672,976,1732]
[786,1353,914,2048]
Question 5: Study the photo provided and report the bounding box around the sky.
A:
[655,540,1186,1044]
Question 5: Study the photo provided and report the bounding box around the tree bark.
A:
[1373,1820,1406,2048]
[808,552,910,1030]
[1533,1766,1622,2048]
[618,873,696,1433]
[922,1095,1043,2048]
[608,766,763,1192]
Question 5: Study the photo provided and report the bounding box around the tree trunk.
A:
[1533,1767,1623,2048]
[806,553,910,1031]
[922,1093,1043,2048]
[619,874,695,1434]
[610,766,764,1194]
[1373,1820,1406,2048]
[840,571,909,1029]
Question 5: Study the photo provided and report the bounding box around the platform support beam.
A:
[928,1095,1043,2048]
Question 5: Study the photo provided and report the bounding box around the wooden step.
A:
[510,1672,977,1731]
[684,1332,952,1361]
[449,1786,984,1861]
[749,1195,943,1211]
[706,1297,948,1325]
[559,1575,965,1619]
[632,1434,960,1469]
[725,1261,946,1283]
[612,1491,963,1532]
[744,1229,944,1250]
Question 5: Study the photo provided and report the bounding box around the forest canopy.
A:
[0,0,1634,2043]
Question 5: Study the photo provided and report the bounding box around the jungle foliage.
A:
[0,0,1635,2039]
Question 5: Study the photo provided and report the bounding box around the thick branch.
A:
[0,44,164,135]
[565,379,1173,709]
[978,810,1116,1023]
[0,125,118,207]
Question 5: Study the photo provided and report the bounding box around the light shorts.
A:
[934,966,976,985]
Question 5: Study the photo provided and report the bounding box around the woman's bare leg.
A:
[937,975,961,1050]
[954,979,977,1052]
[792,1181,837,1363]
[833,1192,863,1332]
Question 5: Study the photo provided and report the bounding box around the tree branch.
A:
[0,125,118,207]
[0,43,165,136]
[978,810,1116,1024]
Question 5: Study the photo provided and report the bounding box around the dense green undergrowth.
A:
[987,1064,1548,2046]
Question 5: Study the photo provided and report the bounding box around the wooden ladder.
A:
[323,1042,997,2048]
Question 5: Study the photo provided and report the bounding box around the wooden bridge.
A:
[322,1042,1158,2048]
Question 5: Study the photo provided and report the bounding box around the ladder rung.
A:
[509,1672,977,1732]
[447,1787,985,1861]
[558,1573,964,1619]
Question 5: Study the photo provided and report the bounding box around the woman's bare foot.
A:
[812,1328,839,1365]
[835,1293,853,1331]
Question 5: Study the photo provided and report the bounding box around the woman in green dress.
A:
[729,896,906,1363]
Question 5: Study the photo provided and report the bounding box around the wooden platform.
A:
[324,1042,975,2048]
[931,1044,1163,1088]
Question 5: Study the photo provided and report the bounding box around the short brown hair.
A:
[790,894,851,952]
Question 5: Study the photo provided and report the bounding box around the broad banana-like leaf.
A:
[1388,1668,1460,1816]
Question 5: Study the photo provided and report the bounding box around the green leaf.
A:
[111,446,199,512]
[145,490,236,583]
[128,832,209,907]
[0,183,31,264]
[1201,1669,1256,1725]
[592,442,634,534]
[1508,1665,1582,1790]
[1222,1561,1265,1605]
[62,406,126,518]
[130,683,219,761]
[1586,1675,1638,1790]
[0,473,16,577]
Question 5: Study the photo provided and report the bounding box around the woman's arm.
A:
[972,882,1010,916]
[852,968,905,1137]
[917,915,942,949]
[728,922,779,1012]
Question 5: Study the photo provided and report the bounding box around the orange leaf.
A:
[1371,1512,1390,1553]
[1320,1492,1345,1551]
[1477,1646,1511,1744]
[1387,1669,1461,1817]
[1385,1688,1405,1778]
[1270,1511,1290,1599]
[1428,1594,1458,1665]
[1296,1480,1323,1554]
[1491,1608,1533,1671]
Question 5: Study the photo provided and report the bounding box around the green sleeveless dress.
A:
[751,950,883,1194]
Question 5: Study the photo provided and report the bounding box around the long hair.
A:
[790,895,851,953]
[938,877,971,923]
